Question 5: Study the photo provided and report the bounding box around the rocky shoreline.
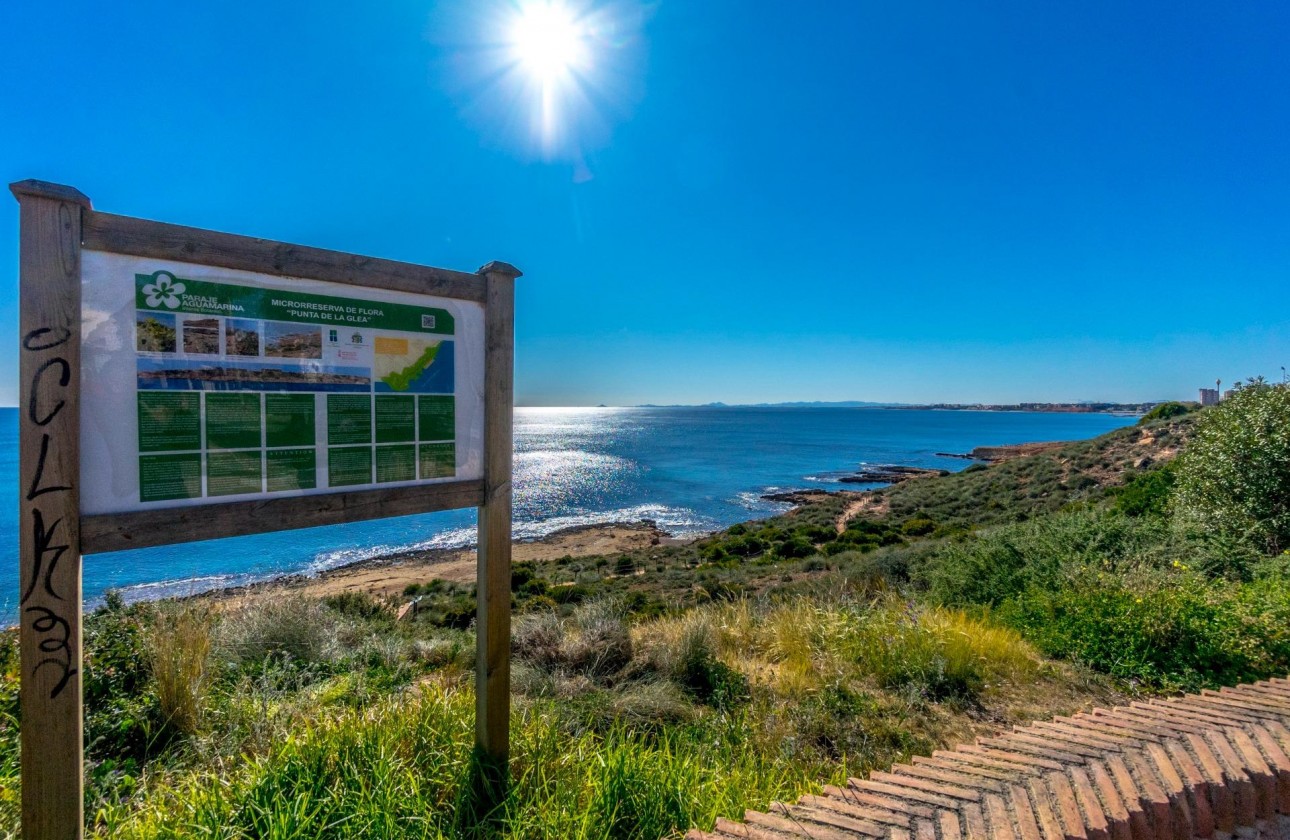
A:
[837,465,946,483]
[935,440,1068,462]
[193,441,1071,609]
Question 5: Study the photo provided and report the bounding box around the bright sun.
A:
[508,1,589,83]
[455,0,640,158]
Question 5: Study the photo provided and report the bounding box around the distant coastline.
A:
[628,401,1160,414]
[0,405,1137,619]
[887,402,1156,414]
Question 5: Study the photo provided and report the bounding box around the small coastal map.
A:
[374,337,454,393]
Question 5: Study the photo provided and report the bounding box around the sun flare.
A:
[438,0,646,160]
[509,1,589,83]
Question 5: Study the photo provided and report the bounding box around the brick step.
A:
[685,677,1290,840]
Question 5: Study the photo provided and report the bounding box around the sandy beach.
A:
[212,521,676,606]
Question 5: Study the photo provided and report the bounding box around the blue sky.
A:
[2,1,1288,405]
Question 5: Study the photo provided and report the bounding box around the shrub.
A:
[83,600,167,762]
[147,607,212,736]
[512,562,551,596]
[512,611,566,670]
[999,569,1290,691]
[1112,464,1176,517]
[823,539,871,556]
[1174,381,1290,554]
[424,596,478,630]
[832,549,910,586]
[698,542,729,562]
[564,599,634,678]
[901,517,936,537]
[795,524,836,543]
[723,535,766,558]
[844,600,1037,700]
[670,618,749,708]
[513,599,633,679]
[215,597,337,668]
[550,583,591,605]
[323,591,390,622]
[921,509,1191,607]
[1138,402,1194,425]
[774,537,816,559]
[844,519,888,537]
[520,594,560,613]
[606,681,695,728]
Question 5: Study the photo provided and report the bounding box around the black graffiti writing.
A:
[26,607,76,699]
[22,326,71,352]
[21,324,78,699]
[22,509,68,605]
[29,357,70,426]
[26,433,71,501]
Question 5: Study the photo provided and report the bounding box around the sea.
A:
[0,406,1135,622]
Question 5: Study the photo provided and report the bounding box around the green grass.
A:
[840,601,1038,700]
[95,684,815,840]
[1,587,1103,839]
[912,503,1290,691]
[997,567,1290,691]
[80,591,1066,839]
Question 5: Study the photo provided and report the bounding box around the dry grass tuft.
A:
[148,606,213,735]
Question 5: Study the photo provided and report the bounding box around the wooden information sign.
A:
[11,179,520,838]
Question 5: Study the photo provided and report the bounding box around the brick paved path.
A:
[687,678,1290,840]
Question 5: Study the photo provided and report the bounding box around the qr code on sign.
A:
[421,314,436,329]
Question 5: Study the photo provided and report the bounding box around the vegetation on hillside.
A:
[0,590,1100,839]
[1174,379,1290,554]
[2,391,1288,838]
[1137,401,1195,425]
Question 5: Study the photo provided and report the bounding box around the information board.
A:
[80,251,486,515]
[13,180,518,838]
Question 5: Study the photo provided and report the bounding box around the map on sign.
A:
[374,337,452,393]
[79,253,486,515]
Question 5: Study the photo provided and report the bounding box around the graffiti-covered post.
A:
[13,180,90,839]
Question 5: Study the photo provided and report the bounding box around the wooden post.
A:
[11,180,91,840]
[475,260,521,790]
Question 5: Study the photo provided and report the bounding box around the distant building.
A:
[1199,388,1219,406]
[1224,389,1237,401]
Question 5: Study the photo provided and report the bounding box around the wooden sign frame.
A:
[11,179,520,838]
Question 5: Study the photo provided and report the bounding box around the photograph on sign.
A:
[80,251,485,515]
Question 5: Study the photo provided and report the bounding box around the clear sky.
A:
[2,1,1288,406]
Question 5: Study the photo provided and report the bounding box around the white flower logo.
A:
[141,272,185,309]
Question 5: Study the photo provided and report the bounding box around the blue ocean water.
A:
[0,406,1134,621]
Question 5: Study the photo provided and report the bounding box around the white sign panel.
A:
[79,250,485,516]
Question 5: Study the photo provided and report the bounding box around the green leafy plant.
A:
[1138,401,1194,425]
[1174,380,1290,554]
